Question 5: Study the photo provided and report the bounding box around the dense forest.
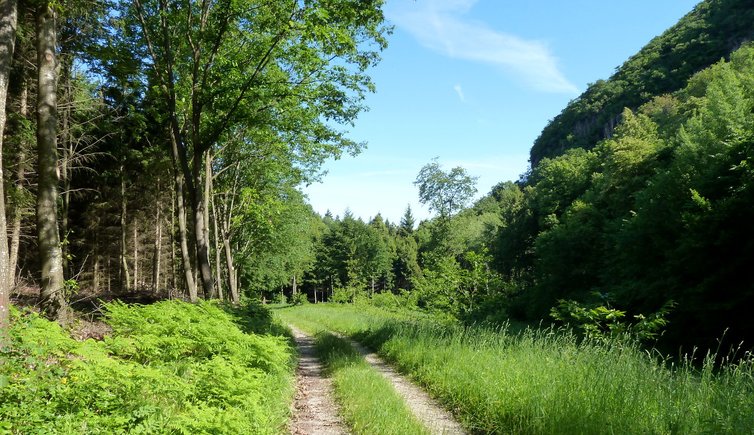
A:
[1,0,753,357]
[0,0,389,331]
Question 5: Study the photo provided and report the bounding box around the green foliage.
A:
[331,286,367,304]
[311,211,395,295]
[550,298,675,342]
[291,292,309,306]
[368,289,419,311]
[414,158,478,220]
[1,301,295,433]
[494,44,754,352]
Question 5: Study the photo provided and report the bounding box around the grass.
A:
[279,303,754,434]
[282,315,428,434]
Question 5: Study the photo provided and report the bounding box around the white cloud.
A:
[387,0,579,94]
[453,83,466,102]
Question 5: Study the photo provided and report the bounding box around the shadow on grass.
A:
[314,332,362,375]
[223,300,290,337]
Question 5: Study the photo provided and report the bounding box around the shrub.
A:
[1,301,295,433]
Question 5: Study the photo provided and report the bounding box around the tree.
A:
[0,0,17,334]
[414,158,478,258]
[123,0,389,299]
[398,204,415,236]
[393,234,420,290]
[414,158,478,220]
[36,2,69,321]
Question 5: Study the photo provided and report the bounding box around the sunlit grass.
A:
[281,313,427,434]
[279,303,754,434]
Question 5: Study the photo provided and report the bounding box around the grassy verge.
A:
[1,300,296,434]
[280,303,754,434]
[282,315,427,434]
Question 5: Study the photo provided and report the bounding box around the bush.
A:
[332,286,365,304]
[550,297,675,343]
[291,293,309,306]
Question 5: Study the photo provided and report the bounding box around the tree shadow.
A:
[223,300,289,337]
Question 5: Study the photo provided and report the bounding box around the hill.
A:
[530,0,754,166]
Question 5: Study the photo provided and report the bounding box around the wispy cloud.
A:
[387,0,579,94]
[453,84,466,102]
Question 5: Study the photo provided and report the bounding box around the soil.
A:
[288,326,349,435]
[288,325,466,435]
[346,337,467,435]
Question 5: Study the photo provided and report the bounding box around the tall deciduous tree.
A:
[415,158,478,221]
[123,0,388,300]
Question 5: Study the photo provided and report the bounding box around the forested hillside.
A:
[293,10,754,354]
[530,0,754,165]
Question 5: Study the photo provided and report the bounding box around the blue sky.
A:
[304,0,700,223]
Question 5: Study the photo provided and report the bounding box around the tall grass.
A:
[280,303,754,434]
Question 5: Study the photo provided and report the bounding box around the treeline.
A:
[0,0,389,331]
[298,44,754,353]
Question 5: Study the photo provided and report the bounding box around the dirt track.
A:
[288,326,466,435]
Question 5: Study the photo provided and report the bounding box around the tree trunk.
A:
[8,75,26,281]
[36,4,68,322]
[133,222,138,289]
[292,275,297,296]
[192,154,213,299]
[0,0,17,334]
[223,235,238,304]
[203,152,215,298]
[92,213,101,293]
[59,57,72,276]
[93,247,100,293]
[170,181,177,297]
[120,167,130,291]
[152,178,162,293]
[211,192,223,300]
[177,177,197,301]
[171,140,197,301]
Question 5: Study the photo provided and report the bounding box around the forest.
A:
[0,0,389,326]
[2,0,754,432]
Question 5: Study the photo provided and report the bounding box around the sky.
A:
[303,0,701,223]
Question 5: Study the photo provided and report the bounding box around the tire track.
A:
[289,326,349,435]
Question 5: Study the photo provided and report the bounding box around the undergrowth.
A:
[281,303,754,434]
[0,300,295,434]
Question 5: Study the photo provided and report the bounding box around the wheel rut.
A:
[288,325,466,435]
[289,326,348,435]
[343,335,466,435]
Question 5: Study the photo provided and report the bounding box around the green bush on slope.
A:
[0,300,295,434]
